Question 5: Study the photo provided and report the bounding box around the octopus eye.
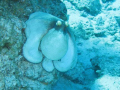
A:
[56,20,62,26]
[65,21,69,27]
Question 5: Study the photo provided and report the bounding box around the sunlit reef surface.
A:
[0,0,120,90]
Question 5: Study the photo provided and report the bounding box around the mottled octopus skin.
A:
[23,12,77,72]
[23,12,60,63]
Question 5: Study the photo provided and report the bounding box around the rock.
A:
[102,0,115,3]
[0,0,66,89]
[0,0,67,21]
[93,12,120,36]
[52,77,86,90]
[115,16,120,26]
[106,0,120,10]
[5,75,19,90]
[68,12,94,39]
[92,75,120,90]
[0,15,24,60]
[68,0,101,15]
[91,56,120,76]
[94,30,106,37]
[62,62,96,85]
[0,73,4,90]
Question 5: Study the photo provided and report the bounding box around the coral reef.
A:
[1,0,120,89]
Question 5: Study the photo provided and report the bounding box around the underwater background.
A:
[0,0,120,90]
